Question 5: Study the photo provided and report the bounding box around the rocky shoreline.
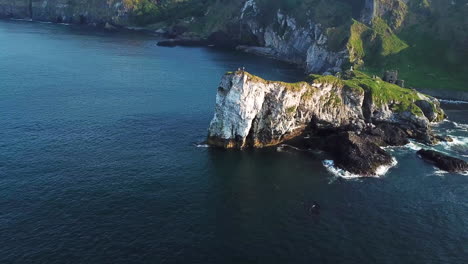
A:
[206,70,463,176]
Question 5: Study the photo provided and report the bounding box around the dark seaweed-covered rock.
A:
[417,149,468,173]
[324,131,394,176]
[366,122,410,146]
[157,38,208,47]
[207,31,238,49]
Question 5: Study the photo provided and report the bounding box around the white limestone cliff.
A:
[207,71,445,149]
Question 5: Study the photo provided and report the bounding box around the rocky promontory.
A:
[207,70,447,176]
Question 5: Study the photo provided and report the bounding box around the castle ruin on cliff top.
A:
[383,70,405,88]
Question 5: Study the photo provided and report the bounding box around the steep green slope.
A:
[146,0,467,90]
[350,0,468,90]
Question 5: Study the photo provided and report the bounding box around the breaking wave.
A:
[452,122,468,130]
[195,143,210,148]
[439,99,468,105]
[276,144,303,152]
[10,18,33,22]
[322,158,398,179]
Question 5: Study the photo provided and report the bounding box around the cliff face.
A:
[196,0,415,73]
[0,0,128,25]
[208,72,362,148]
[238,1,346,73]
[207,71,444,149]
[0,0,30,18]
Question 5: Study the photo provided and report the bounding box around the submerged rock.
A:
[417,149,468,173]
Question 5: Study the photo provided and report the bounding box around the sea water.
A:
[0,20,467,264]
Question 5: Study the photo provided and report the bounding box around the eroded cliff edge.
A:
[207,70,447,176]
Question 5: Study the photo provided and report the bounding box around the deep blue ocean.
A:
[0,20,467,264]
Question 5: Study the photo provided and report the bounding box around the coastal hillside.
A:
[155,0,468,92]
[1,0,467,92]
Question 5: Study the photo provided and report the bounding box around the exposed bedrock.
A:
[417,150,468,173]
[208,71,445,148]
[207,70,447,175]
[238,1,346,73]
[323,131,394,176]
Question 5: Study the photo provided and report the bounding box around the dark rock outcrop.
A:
[157,38,208,47]
[208,71,445,149]
[157,31,240,48]
[415,99,446,122]
[208,71,448,176]
[364,122,410,146]
[293,120,458,176]
[417,149,468,173]
[324,131,394,176]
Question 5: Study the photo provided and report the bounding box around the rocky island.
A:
[207,70,452,176]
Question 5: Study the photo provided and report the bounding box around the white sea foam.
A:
[433,119,451,126]
[322,158,397,179]
[376,158,398,175]
[452,122,468,130]
[322,160,362,179]
[439,136,468,157]
[433,168,468,176]
[446,136,468,146]
[405,141,423,151]
[439,99,468,104]
[276,144,304,152]
[406,140,453,155]
[433,168,449,176]
[10,18,33,22]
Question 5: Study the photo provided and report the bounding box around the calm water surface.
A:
[0,20,467,264]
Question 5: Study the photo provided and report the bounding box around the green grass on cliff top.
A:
[346,18,468,92]
[233,70,427,116]
[307,71,425,116]
[359,27,468,92]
